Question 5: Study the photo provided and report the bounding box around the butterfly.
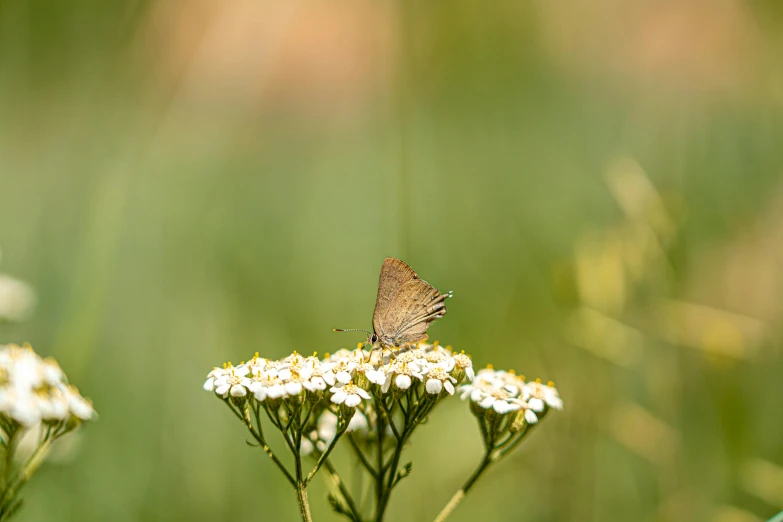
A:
[335,257,452,350]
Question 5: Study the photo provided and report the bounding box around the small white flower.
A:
[322,357,357,387]
[395,374,412,391]
[247,353,271,375]
[304,376,327,392]
[479,392,521,414]
[350,347,370,362]
[330,383,371,408]
[347,410,368,432]
[389,360,422,392]
[365,367,388,387]
[317,410,369,447]
[281,351,307,370]
[317,411,338,443]
[249,371,285,401]
[425,367,457,395]
[63,385,95,420]
[36,388,69,421]
[265,379,286,399]
[41,358,65,386]
[9,349,43,389]
[509,397,539,425]
[458,368,495,401]
[202,367,226,392]
[524,379,563,411]
[460,367,525,415]
[214,366,251,398]
[452,351,474,381]
[279,366,312,397]
[302,359,329,391]
[334,361,356,385]
[10,391,41,427]
[204,363,239,392]
[422,346,456,373]
[300,438,314,456]
[391,352,423,374]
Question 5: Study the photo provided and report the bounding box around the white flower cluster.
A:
[459,368,563,423]
[203,343,475,405]
[0,344,95,427]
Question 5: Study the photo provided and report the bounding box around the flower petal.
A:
[331,390,347,404]
[426,379,443,395]
[395,374,412,390]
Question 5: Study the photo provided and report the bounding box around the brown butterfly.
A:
[335,257,452,350]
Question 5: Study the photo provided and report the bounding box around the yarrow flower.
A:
[202,342,570,522]
[459,367,562,423]
[330,383,371,408]
[0,343,95,427]
[524,378,564,411]
[213,364,251,398]
[203,343,475,407]
[201,336,565,522]
[425,366,457,395]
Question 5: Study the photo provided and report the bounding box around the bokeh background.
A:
[1,0,782,521]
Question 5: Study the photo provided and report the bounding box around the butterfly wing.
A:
[373,258,418,339]
[379,277,449,347]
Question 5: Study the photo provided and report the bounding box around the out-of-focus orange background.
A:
[0,1,782,520]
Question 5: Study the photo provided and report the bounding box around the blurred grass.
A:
[1,0,782,521]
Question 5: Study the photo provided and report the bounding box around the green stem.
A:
[1,499,22,522]
[295,479,312,522]
[377,398,401,441]
[1,426,18,492]
[0,424,64,520]
[374,401,386,520]
[433,452,492,522]
[434,412,546,522]
[292,430,312,522]
[377,394,435,521]
[226,400,296,487]
[306,418,348,485]
[323,459,363,522]
[347,434,377,478]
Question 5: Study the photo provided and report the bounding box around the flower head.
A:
[0,344,95,426]
[459,368,525,414]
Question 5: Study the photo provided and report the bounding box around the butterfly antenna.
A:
[333,328,372,334]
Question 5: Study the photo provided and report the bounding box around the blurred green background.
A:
[1,0,782,521]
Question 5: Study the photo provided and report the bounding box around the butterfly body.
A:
[369,257,452,350]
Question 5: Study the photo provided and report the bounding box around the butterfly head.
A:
[333,328,382,350]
